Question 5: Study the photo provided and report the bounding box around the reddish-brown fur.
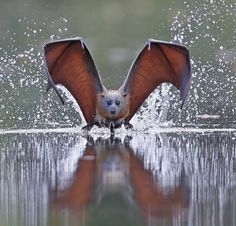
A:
[95,93,130,121]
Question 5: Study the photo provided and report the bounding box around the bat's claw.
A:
[110,125,115,134]
[124,122,134,130]
[82,124,94,131]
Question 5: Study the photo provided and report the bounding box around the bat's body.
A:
[44,37,191,133]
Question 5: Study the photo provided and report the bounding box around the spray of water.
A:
[0,17,83,130]
[137,0,236,130]
[1,1,236,131]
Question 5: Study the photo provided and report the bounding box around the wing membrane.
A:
[44,38,105,123]
[120,39,191,121]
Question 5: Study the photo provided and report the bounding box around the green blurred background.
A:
[0,0,236,129]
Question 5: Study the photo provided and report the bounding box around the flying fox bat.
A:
[44,37,191,133]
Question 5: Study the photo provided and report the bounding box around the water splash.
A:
[1,1,236,130]
[0,17,82,129]
[136,0,236,130]
[170,1,236,127]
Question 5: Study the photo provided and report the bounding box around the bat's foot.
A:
[124,122,134,130]
[110,125,115,134]
[82,123,94,131]
[94,122,103,128]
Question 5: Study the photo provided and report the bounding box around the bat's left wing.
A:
[44,37,106,123]
[119,39,191,122]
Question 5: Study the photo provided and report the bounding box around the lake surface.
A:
[1,129,236,226]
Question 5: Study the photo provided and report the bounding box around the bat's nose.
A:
[111,110,116,115]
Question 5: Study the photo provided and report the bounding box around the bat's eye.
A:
[116,100,120,106]
[107,100,112,105]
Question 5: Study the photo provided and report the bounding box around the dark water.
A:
[1,130,236,226]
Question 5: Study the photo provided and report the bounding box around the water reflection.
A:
[0,131,236,226]
[50,136,189,225]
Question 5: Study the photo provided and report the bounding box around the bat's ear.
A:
[119,89,127,97]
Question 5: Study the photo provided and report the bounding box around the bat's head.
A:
[97,90,128,120]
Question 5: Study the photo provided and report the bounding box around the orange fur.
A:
[96,93,130,121]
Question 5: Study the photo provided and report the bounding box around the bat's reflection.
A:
[51,136,190,221]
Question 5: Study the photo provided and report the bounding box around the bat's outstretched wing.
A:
[119,39,191,122]
[44,37,105,123]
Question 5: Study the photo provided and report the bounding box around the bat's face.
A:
[97,90,128,120]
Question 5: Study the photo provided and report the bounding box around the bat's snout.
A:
[110,110,116,115]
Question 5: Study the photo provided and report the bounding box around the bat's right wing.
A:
[44,37,105,123]
[119,39,191,122]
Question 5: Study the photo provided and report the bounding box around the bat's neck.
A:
[95,114,124,129]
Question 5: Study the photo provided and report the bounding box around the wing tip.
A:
[180,59,192,109]
[45,78,65,105]
[43,37,86,56]
[46,81,51,93]
[180,79,191,109]
[146,38,190,50]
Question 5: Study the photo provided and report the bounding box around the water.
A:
[0,130,236,226]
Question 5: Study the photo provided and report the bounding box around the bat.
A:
[43,37,191,133]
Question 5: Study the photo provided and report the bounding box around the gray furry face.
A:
[100,90,126,119]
